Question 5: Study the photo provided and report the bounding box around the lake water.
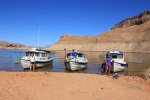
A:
[0,49,150,78]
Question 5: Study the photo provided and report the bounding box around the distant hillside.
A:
[46,10,150,53]
[0,40,31,49]
[111,10,150,29]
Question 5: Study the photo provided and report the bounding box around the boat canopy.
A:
[106,50,124,59]
[26,48,50,53]
[26,50,47,54]
[107,50,123,54]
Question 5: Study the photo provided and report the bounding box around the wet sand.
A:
[0,72,150,100]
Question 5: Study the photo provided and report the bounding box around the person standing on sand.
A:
[105,54,112,75]
[28,54,36,71]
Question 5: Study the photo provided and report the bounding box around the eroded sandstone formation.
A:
[0,40,30,49]
[47,10,150,53]
[111,10,150,30]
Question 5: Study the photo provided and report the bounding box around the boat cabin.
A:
[106,51,124,60]
[67,52,85,58]
[26,51,49,58]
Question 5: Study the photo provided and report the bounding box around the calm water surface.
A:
[0,49,150,78]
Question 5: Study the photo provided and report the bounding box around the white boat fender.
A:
[76,55,79,58]
[75,55,79,63]
[75,58,78,63]
[75,59,81,68]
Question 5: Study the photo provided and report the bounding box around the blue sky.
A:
[0,0,150,47]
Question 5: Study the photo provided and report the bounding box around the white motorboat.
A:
[64,50,88,71]
[102,50,128,72]
[20,48,53,69]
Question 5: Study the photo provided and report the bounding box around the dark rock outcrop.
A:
[111,10,150,30]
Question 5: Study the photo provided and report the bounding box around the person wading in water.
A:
[105,54,112,75]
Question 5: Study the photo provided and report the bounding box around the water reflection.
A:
[23,64,53,72]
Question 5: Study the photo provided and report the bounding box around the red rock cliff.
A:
[47,10,150,53]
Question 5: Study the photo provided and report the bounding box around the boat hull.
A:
[21,59,53,69]
[65,61,87,71]
[103,62,127,72]
[64,51,88,71]
[111,62,127,72]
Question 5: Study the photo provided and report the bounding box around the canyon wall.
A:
[47,20,150,53]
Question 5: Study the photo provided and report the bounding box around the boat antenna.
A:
[38,27,40,49]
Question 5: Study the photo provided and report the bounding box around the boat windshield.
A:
[41,53,48,57]
[34,53,40,57]
[117,54,123,59]
[106,53,123,59]
[76,53,85,58]
[111,53,117,59]
[26,52,40,57]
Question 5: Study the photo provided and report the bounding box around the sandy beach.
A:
[0,72,149,100]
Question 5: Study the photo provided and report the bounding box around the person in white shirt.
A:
[29,54,36,71]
